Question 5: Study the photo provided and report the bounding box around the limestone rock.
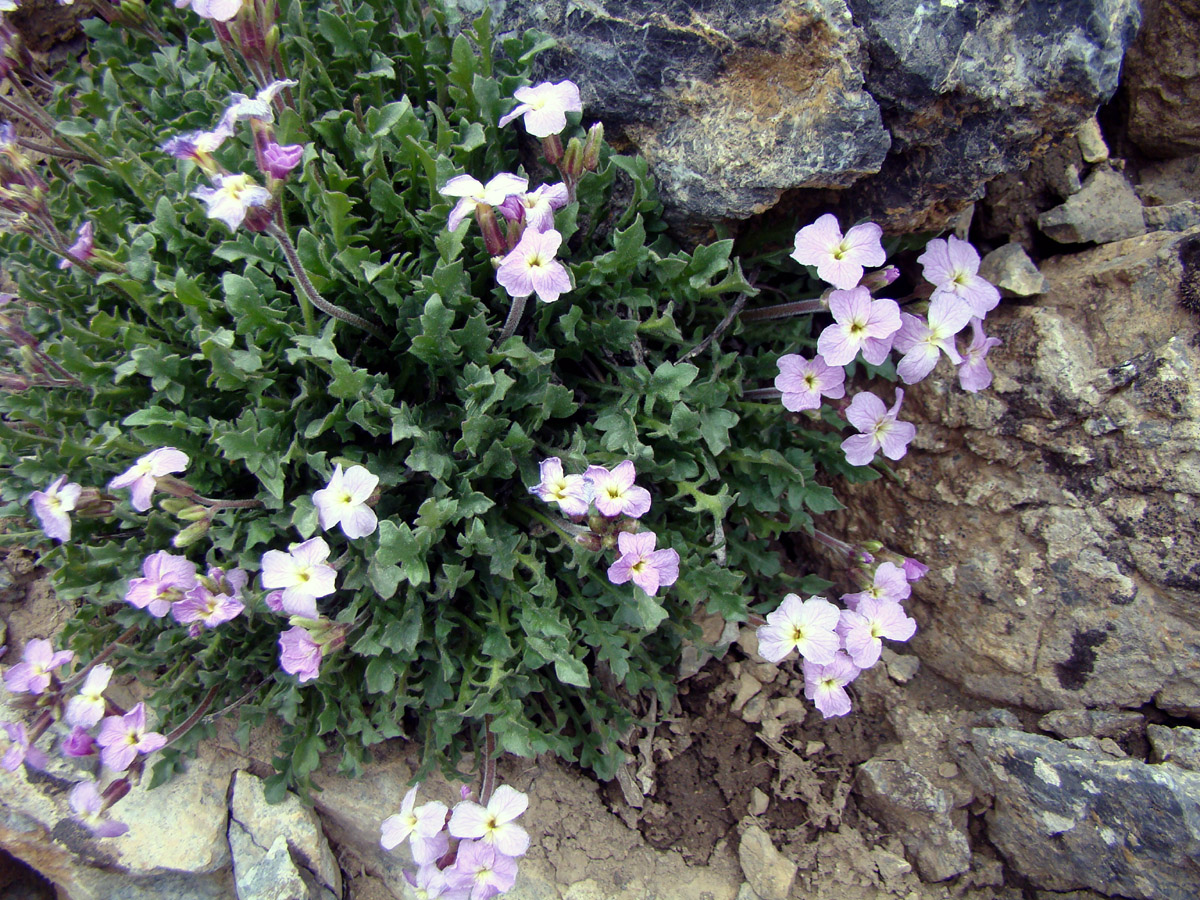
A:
[979,243,1046,297]
[737,825,796,900]
[1037,709,1145,741]
[855,758,970,881]
[1039,166,1145,244]
[958,727,1200,899]
[820,229,1200,715]
[229,833,311,900]
[1148,725,1200,772]
[1075,117,1108,164]
[1123,0,1200,157]
[492,0,1139,232]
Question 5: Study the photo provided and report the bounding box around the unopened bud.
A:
[581,122,604,171]
[172,519,210,548]
[0,373,29,391]
[17,345,43,374]
[541,134,564,166]
[102,778,131,806]
[475,204,506,256]
[574,532,602,552]
[177,504,211,522]
[560,137,584,180]
[158,497,194,515]
[75,488,114,519]
[860,265,900,293]
[242,203,274,234]
[264,24,280,56]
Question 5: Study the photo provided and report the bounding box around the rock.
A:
[1038,709,1145,740]
[957,727,1200,899]
[979,243,1046,297]
[1147,725,1200,772]
[973,709,1023,730]
[937,763,959,780]
[740,692,767,724]
[748,788,769,817]
[855,758,971,881]
[735,884,763,900]
[229,833,311,900]
[1145,201,1200,234]
[1122,0,1200,157]
[229,771,340,899]
[1136,154,1200,206]
[730,672,763,714]
[737,825,796,900]
[1038,166,1145,244]
[1076,117,1109,164]
[819,229,1200,715]
[871,849,912,882]
[492,0,1139,232]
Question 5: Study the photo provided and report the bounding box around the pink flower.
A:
[584,460,651,518]
[3,638,74,695]
[498,182,569,232]
[498,80,582,138]
[30,475,81,542]
[606,532,680,596]
[405,864,471,900]
[278,625,322,683]
[837,597,917,669]
[803,651,861,718]
[108,447,189,512]
[124,551,198,618]
[449,784,530,858]
[448,839,520,900]
[1,721,48,771]
[902,557,929,582]
[96,702,167,771]
[260,537,337,617]
[755,593,841,665]
[496,228,572,304]
[530,457,591,517]
[312,464,379,539]
[774,353,846,412]
[841,561,911,611]
[58,221,94,270]
[917,235,1001,319]
[62,726,97,758]
[412,829,451,867]
[892,294,973,384]
[69,781,129,838]
[790,214,886,290]
[816,286,901,367]
[381,784,449,851]
[440,172,529,231]
[262,141,304,180]
[65,664,113,729]
[840,389,917,467]
[958,318,1002,393]
[172,567,247,636]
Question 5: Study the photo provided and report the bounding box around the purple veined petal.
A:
[892,312,928,354]
[863,296,901,339]
[380,813,410,850]
[606,555,635,586]
[844,391,886,433]
[812,681,853,718]
[608,460,637,492]
[279,591,320,619]
[413,800,450,837]
[790,214,843,265]
[496,252,536,299]
[620,484,652,518]
[128,475,157,512]
[136,731,167,755]
[817,256,866,291]
[957,276,1001,318]
[440,174,485,199]
[944,234,981,277]
[840,221,886,267]
[449,800,490,839]
[927,293,974,340]
[916,237,953,286]
[630,563,661,596]
[841,433,879,467]
[795,626,839,666]
[616,531,656,557]
[481,172,531,204]
[876,419,917,461]
[872,598,918,642]
[648,548,680,590]
[827,286,869,325]
[528,259,572,303]
[497,102,532,128]
[896,342,941,384]
[447,197,476,232]
[780,387,821,412]
[816,324,859,368]
[341,505,378,540]
[859,334,895,367]
[487,784,529,824]
[290,537,331,567]
[411,829,450,866]
[341,465,379,502]
[100,741,138,772]
[491,821,531,858]
[872,563,911,602]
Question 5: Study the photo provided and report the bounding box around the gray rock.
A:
[1145,201,1200,234]
[882,650,919,684]
[735,884,763,900]
[957,727,1200,899]
[1123,0,1200,157]
[872,848,912,882]
[855,758,970,881]
[979,243,1046,297]
[737,825,796,900]
[1039,167,1146,244]
[1038,709,1145,740]
[229,833,311,900]
[492,0,1139,232]
[1148,725,1200,772]
[1136,154,1200,207]
[1076,117,1109,164]
[818,229,1200,715]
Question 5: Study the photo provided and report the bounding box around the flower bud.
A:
[75,488,115,519]
[581,122,604,171]
[541,134,564,166]
[860,265,900,293]
[0,373,30,391]
[475,203,507,257]
[574,532,602,552]
[101,778,131,807]
[560,137,584,180]
[17,345,43,375]
[158,497,194,515]
[172,519,211,548]
[176,504,211,522]
[264,24,280,57]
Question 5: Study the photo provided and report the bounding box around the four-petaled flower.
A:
[172,567,248,636]
[841,561,911,611]
[498,182,569,233]
[177,0,245,23]
[260,537,337,618]
[191,173,272,231]
[30,474,81,542]
[69,780,129,838]
[498,80,582,138]
[3,637,74,695]
[496,228,572,304]
[840,389,917,467]
[58,221,94,270]
[803,651,861,718]
[755,593,840,665]
[439,172,528,231]
[837,597,917,669]
[1,721,48,772]
[66,664,114,729]
[448,783,531,858]
[405,864,470,900]
[313,464,379,539]
[774,353,846,412]
[530,457,591,517]
[278,625,323,683]
[108,447,189,512]
[96,702,167,772]
[918,234,1001,319]
[816,286,901,367]
[790,214,887,291]
[262,141,304,180]
[892,294,973,384]
[584,460,651,518]
[958,318,1002,393]
[381,784,449,851]
[448,839,520,900]
[217,80,296,131]
[124,550,199,618]
[606,531,680,597]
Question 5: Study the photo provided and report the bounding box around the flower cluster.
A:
[381,783,531,900]
[756,556,920,717]
[530,458,679,597]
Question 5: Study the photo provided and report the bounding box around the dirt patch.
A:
[0,545,65,656]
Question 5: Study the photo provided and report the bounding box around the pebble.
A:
[749,788,770,817]
[1038,166,1145,244]
[938,762,960,779]
[731,672,763,714]
[884,653,921,685]
[805,741,826,757]
[741,693,767,724]
[738,825,797,900]
[1076,117,1109,163]
[978,243,1046,297]
[873,849,913,882]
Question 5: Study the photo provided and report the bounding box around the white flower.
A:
[312,464,379,539]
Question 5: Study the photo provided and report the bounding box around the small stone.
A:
[1147,725,1200,771]
[749,662,778,684]
[749,788,770,817]
[973,709,1022,729]
[938,763,960,779]
[1076,117,1109,164]
[769,698,807,726]
[737,627,767,664]
[1096,738,1126,758]
[731,672,763,714]
[971,854,1006,888]
[736,884,763,900]
[1038,709,1144,740]
[1145,201,1200,233]
[738,825,797,900]
[1038,167,1145,244]
[979,243,1046,297]
[885,653,921,685]
[231,833,313,900]
[873,849,913,882]
[741,692,767,724]
[805,741,826,757]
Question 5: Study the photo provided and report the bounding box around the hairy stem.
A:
[739,298,825,323]
[680,293,749,362]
